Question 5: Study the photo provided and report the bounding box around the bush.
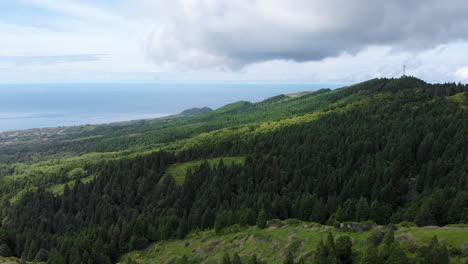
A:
[284,219,302,226]
[269,219,284,227]
[398,221,417,228]
[385,224,398,231]
[358,221,375,232]
[333,221,341,228]
[367,230,385,247]
[34,248,50,262]
[447,246,462,257]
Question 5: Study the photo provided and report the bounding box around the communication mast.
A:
[402,65,406,77]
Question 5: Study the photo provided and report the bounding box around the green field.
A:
[164,156,245,185]
[119,220,468,264]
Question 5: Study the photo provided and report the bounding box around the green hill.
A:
[0,77,467,264]
[119,221,468,264]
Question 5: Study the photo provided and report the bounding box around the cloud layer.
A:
[140,0,468,69]
[1,0,468,83]
[0,54,106,66]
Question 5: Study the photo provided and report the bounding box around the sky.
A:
[1,0,468,84]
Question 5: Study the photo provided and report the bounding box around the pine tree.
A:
[256,209,267,229]
[355,197,369,221]
[232,253,242,264]
[335,235,352,264]
[215,211,229,233]
[325,233,335,256]
[380,230,395,261]
[460,208,468,224]
[434,244,450,264]
[47,248,66,264]
[360,245,379,264]
[35,248,50,262]
[250,255,259,264]
[128,235,137,251]
[0,244,11,257]
[313,240,328,264]
[415,202,436,226]
[284,252,294,264]
[222,252,232,264]
[385,246,408,264]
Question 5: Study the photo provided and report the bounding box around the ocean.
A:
[0,82,344,132]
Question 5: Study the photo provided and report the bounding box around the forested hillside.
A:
[0,77,467,263]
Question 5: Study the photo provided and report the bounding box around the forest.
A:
[0,77,467,263]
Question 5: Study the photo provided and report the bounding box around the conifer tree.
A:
[256,209,267,229]
[385,246,408,264]
[222,252,232,264]
[0,244,11,257]
[284,252,294,264]
[325,233,335,256]
[360,245,379,264]
[232,253,242,264]
[335,235,353,264]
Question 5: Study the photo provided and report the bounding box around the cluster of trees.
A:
[0,77,466,263]
[312,231,448,264]
[313,233,353,264]
[162,231,450,264]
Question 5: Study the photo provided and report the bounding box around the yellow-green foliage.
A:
[447,92,468,109]
[164,157,245,185]
[3,152,117,181]
[163,111,324,153]
[8,187,38,204]
[162,95,374,154]
[286,91,311,99]
[0,256,38,264]
[119,221,468,264]
[329,94,366,109]
[2,152,118,202]
[46,175,95,195]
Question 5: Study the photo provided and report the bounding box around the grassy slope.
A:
[2,77,464,204]
[0,86,336,200]
[46,174,95,195]
[2,152,119,202]
[164,157,245,185]
[1,78,460,202]
[119,220,468,264]
[0,257,36,264]
[447,92,468,109]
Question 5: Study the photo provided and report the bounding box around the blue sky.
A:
[1,0,468,84]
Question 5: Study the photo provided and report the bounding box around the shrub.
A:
[284,219,302,226]
[34,248,50,262]
[367,230,385,247]
[398,221,417,228]
[268,219,284,227]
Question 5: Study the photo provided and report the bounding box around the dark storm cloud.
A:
[143,0,468,69]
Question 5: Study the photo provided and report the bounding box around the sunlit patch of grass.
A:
[119,219,468,264]
[164,157,245,185]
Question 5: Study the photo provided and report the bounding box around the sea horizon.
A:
[0,82,346,132]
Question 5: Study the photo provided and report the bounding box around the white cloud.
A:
[1,0,468,83]
[133,0,468,71]
[455,67,468,81]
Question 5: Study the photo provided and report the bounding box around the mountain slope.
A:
[0,77,467,264]
[120,221,468,264]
